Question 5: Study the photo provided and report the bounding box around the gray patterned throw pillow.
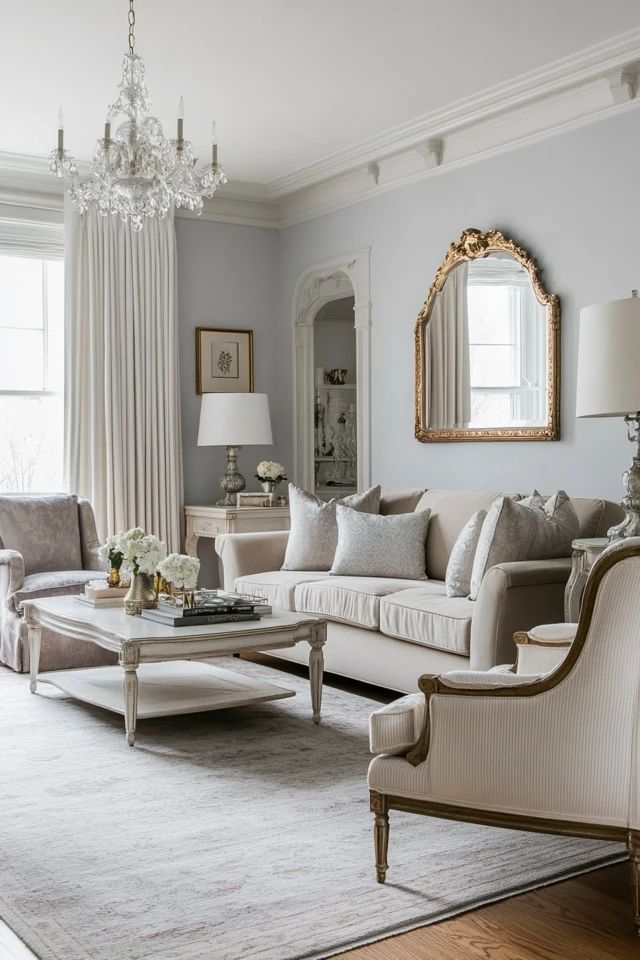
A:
[282,484,381,572]
[330,506,431,579]
[445,508,487,598]
[469,490,579,600]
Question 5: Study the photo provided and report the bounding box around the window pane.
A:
[470,392,512,427]
[467,286,512,343]
[470,344,517,387]
[0,395,63,492]
[0,257,43,329]
[0,329,44,390]
[46,260,65,392]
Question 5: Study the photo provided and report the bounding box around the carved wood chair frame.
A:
[370,540,640,931]
[414,227,561,442]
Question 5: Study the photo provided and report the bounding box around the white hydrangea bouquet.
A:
[98,532,127,587]
[255,460,287,482]
[255,460,287,495]
[158,554,200,591]
[120,527,167,577]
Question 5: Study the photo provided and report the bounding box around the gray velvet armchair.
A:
[0,494,116,672]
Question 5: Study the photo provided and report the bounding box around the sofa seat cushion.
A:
[234,571,331,612]
[369,693,425,756]
[0,494,82,575]
[10,570,99,614]
[379,588,475,656]
[294,577,443,630]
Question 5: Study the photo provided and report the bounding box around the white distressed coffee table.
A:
[22,597,327,746]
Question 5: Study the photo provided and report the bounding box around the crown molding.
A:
[1,27,640,231]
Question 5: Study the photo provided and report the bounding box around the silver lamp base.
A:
[608,414,640,540]
[217,445,246,506]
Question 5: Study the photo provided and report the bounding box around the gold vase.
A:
[107,568,121,588]
[124,573,157,616]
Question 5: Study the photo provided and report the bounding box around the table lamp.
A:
[197,393,273,505]
[576,290,640,539]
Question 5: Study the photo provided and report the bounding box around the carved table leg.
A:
[370,791,389,883]
[629,830,640,935]
[28,624,41,694]
[123,667,139,747]
[308,622,326,724]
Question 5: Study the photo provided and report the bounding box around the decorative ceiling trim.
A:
[1,27,639,230]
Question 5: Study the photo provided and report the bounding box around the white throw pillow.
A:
[282,483,381,572]
[469,491,579,600]
[330,506,431,579]
[445,509,487,598]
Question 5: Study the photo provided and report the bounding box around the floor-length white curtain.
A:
[64,202,183,551]
[424,262,470,430]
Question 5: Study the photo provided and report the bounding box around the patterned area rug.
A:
[0,657,625,960]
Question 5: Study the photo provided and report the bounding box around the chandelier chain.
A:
[128,0,136,55]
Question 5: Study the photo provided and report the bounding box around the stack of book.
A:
[76,581,128,608]
[141,590,272,627]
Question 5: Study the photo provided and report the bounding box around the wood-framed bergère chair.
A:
[368,538,640,933]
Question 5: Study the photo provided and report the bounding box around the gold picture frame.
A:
[196,327,254,394]
[414,228,560,442]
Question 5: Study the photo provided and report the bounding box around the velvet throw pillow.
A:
[445,508,487,598]
[330,506,431,579]
[469,491,579,600]
[282,483,381,572]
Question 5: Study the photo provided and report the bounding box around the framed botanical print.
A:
[196,327,254,394]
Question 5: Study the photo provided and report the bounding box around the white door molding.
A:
[292,248,371,493]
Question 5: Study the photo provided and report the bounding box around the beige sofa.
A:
[216,489,624,693]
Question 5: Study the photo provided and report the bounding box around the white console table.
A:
[184,504,290,559]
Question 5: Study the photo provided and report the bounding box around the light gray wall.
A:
[277,109,640,502]
[176,218,284,583]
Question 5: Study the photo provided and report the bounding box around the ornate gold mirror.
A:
[415,228,560,442]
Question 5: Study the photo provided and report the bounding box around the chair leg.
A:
[370,791,389,883]
[629,830,640,935]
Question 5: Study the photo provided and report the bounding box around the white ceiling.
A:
[2,0,640,185]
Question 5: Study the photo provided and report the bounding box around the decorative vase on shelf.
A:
[107,568,121,588]
[124,573,157,615]
[261,480,279,495]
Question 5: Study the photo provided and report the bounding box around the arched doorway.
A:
[292,249,371,495]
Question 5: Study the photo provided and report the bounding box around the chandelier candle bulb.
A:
[177,96,184,143]
[211,121,218,164]
[104,120,111,142]
[57,107,64,152]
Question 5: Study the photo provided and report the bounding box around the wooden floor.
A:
[337,864,637,959]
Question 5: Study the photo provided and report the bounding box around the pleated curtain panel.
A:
[64,200,184,552]
[424,261,471,430]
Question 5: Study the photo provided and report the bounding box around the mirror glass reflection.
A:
[424,253,548,430]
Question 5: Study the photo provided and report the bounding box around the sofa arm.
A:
[215,531,290,590]
[78,498,106,572]
[470,558,572,670]
[0,549,25,598]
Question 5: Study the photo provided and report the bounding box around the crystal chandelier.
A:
[50,0,227,231]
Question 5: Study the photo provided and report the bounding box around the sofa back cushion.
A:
[0,494,82,576]
[380,489,426,515]
[414,489,505,581]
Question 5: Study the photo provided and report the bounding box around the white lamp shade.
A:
[197,393,273,446]
[576,296,640,418]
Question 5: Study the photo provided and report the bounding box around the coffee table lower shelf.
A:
[37,660,295,720]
